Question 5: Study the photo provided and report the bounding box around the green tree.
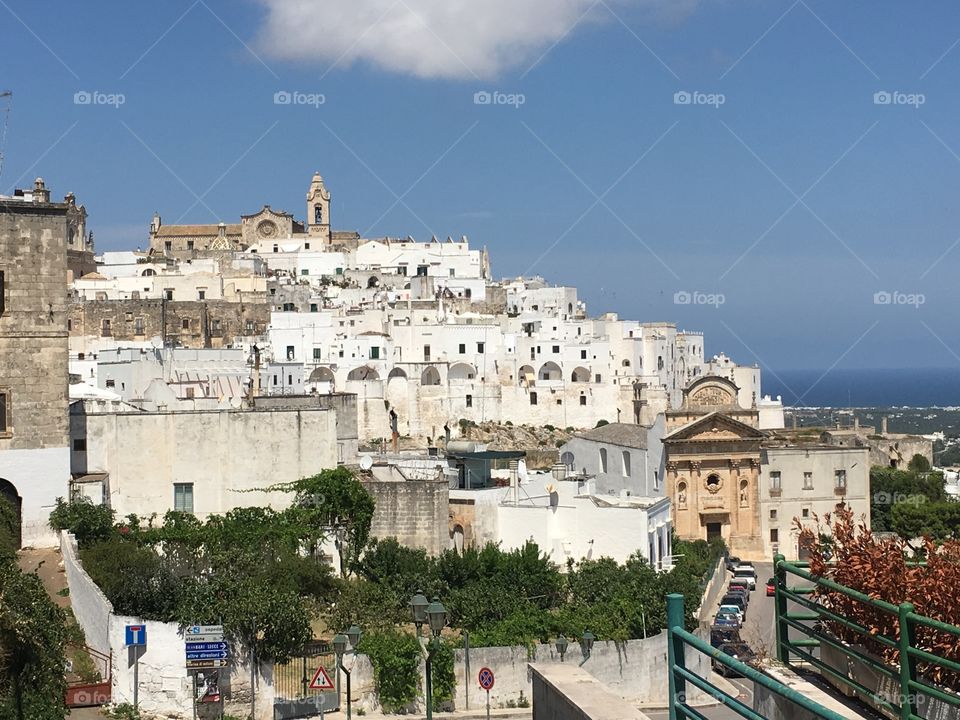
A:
[48,497,115,545]
[908,454,932,473]
[0,561,68,719]
[890,500,960,542]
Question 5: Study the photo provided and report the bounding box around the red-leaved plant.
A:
[796,505,960,690]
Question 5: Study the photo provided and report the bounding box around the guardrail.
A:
[774,554,960,720]
[665,593,847,720]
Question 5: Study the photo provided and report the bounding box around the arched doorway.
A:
[0,479,22,549]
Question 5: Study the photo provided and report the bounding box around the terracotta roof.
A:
[79,271,109,280]
[155,224,242,237]
[577,422,649,449]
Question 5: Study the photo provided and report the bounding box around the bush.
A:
[49,497,115,545]
[79,536,180,620]
[358,631,421,712]
[595,419,609,428]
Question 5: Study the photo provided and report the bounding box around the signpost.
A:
[185,624,227,719]
[309,665,335,691]
[478,667,495,720]
[125,625,147,711]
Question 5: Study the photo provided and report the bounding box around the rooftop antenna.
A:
[0,92,11,183]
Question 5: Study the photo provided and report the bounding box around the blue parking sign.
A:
[126,624,147,647]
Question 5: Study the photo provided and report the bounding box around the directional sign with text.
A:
[186,650,228,661]
[186,659,228,670]
[186,625,224,636]
[185,642,228,652]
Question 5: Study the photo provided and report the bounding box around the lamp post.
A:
[411,593,447,720]
[333,625,362,720]
[555,634,569,662]
[579,630,595,666]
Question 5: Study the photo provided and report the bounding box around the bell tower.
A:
[306,171,331,244]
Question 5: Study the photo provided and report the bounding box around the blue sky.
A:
[2,0,960,375]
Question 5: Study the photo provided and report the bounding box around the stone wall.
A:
[362,476,449,554]
[69,298,269,348]
[60,530,112,657]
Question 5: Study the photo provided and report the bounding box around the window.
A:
[105,379,115,388]
[164,289,174,301]
[459,343,466,354]
[302,269,309,276]
[803,472,814,490]
[286,346,295,360]
[0,271,5,316]
[556,398,562,405]
[530,348,536,360]
[101,319,111,337]
[186,240,194,250]
[174,483,194,514]
[310,303,318,312]
[164,240,172,251]
[552,345,560,353]
[0,390,8,435]
[211,319,221,332]
[185,387,195,399]
[466,394,473,408]
[477,342,485,354]
[182,318,190,330]
[580,395,587,406]
[449,268,455,277]
[73,438,86,451]
[595,374,602,383]
[599,448,608,474]
[770,528,779,543]
[134,317,145,335]
[654,470,660,490]
[802,508,810,518]
[197,289,206,300]
[313,348,322,360]
[770,471,782,492]
[581,349,587,359]
[622,451,631,477]
[529,392,538,406]
[424,345,431,361]
[246,321,254,332]
[304,242,310,250]
[369,347,380,360]
[835,470,847,489]
[769,508,778,520]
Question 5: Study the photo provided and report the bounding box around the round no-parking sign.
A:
[478,667,495,691]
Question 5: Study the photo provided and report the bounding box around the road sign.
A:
[186,659,228,670]
[186,624,224,636]
[308,665,335,691]
[125,625,147,647]
[185,642,228,652]
[478,667,495,691]
[186,650,228,661]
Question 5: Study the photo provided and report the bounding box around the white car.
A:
[718,604,744,623]
[733,568,757,590]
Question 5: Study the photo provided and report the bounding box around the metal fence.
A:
[773,554,960,720]
[665,593,848,720]
[273,640,339,720]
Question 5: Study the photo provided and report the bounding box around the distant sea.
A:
[763,367,960,408]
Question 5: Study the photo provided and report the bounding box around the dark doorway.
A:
[0,478,22,549]
[706,522,722,543]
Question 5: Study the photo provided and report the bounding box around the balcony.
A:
[769,487,782,497]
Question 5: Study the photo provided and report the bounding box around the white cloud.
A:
[255,0,696,80]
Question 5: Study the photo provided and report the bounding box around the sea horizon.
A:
[763,367,960,409]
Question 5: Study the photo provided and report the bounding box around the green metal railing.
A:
[666,593,847,720]
[774,554,960,720]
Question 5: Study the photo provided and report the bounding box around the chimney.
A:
[33,177,50,203]
[882,416,888,435]
[854,416,860,432]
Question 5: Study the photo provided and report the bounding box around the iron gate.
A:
[273,640,339,719]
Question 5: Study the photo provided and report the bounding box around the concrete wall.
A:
[0,447,69,546]
[75,405,339,519]
[530,663,652,720]
[362,476,449,555]
[60,530,112,657]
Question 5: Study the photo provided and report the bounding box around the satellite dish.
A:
[359,456,373,471]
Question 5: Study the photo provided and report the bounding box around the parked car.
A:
[720,594,747,616]
[718,604,744,623]
[765,577,776,596]
[712,641,757,677]
[710,626,741,648]
[713,612,741,628]
[733,567,757,590]
[725,555,742,572]
[729,576,751,590]
[726,587,750,607]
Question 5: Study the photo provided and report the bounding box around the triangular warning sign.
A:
[309,665,335,690]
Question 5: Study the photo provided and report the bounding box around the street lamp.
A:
[334,626,362,720]
[411,593,447,720]
[409,590,429,636]
[555,634,569,662]
[579,630,596,666]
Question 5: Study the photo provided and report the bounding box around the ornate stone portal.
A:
[662,376,766,559]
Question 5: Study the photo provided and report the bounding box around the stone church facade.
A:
[663,376,766,559]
